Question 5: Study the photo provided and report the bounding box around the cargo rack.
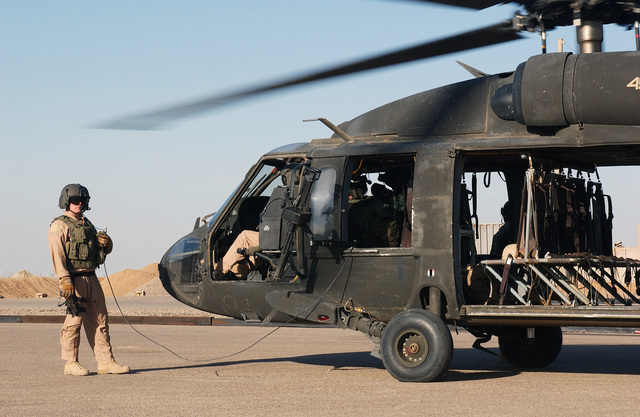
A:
[460,255,640,327]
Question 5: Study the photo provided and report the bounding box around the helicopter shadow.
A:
[132,351,383,375]
[447,342,640,381]
[131,341,639,382]
[545,343,640,375]
[132,350,519,382]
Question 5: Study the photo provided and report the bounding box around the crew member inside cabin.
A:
[490,201,515,259]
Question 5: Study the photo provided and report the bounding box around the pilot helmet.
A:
[58,183,91,211]
[500,201,511,221]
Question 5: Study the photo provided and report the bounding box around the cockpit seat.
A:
[233,196,270,233]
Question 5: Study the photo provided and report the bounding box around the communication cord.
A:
[102,258,348,364]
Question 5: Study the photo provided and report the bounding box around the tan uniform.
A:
[49,212,115,365]
[221,230,260,275]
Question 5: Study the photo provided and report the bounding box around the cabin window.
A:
[345,155,414,248]
[309,167,336,240]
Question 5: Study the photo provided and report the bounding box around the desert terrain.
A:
[0,263,164,299]
[0,263,217,318]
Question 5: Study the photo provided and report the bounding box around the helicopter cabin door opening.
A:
[209,156,310,281]
[457,151,640,318]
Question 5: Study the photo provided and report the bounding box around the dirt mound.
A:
[12,269,34,279]
[139,263,160,275]
[0,276,59,298]
[126,276,169,296]
[100,263,159,297]
[0,263,159,298]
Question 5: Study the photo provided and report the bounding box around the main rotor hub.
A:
[512,0,639,53]
[521,0,640,29]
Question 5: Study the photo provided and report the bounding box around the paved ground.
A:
[2,321,639,416]
[0,295,213,317]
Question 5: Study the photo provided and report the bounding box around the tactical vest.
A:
[53,215,104,271]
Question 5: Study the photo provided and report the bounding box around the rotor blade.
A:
[100,20,523,130]
[402,1,509,10]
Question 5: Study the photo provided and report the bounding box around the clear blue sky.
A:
[2,1,639,276]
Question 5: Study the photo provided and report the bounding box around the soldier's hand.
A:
[97,231,113,254]
[59,277,74,298]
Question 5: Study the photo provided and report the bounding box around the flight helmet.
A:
[58,183,91,211]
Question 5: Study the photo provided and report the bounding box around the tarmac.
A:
[0,294,210,313]
[2,296,640,416]
[0,295,220,325]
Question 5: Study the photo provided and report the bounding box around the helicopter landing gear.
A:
[380,309,453,382]
[498,326,563,368]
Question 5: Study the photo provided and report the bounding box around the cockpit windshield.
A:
[243,162,285,199]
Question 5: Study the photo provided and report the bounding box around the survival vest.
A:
[53,215,105,271]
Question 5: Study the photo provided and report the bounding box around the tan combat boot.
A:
[64,361,90,376]
[97,361,130,374]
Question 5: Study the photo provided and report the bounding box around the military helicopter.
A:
[108,1,640,382]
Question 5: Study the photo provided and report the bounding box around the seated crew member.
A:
[377,170,409,247]
[348,173,404,247]
[348,174,369,204]
[215,230,261,278]
[490,201,515,258]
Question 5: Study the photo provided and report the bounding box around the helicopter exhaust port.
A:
[491,52,640,127]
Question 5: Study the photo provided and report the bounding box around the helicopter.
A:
[108,1,640,382]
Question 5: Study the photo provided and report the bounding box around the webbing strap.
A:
[499,254,513,305]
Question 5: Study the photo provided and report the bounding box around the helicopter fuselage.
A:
[158,51,640,381]
[160,51,640,322]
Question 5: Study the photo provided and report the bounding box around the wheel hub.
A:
[398,333,428,366]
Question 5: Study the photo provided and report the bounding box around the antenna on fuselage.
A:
[304,118,354,142]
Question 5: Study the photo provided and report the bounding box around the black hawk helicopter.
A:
[108,1,640,382]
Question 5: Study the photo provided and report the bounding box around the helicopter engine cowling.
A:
[492,52,640,127]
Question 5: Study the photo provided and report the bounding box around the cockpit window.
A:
[206,187,238,228]
[244,163,284,199]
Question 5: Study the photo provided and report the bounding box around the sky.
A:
[2,0,639,277]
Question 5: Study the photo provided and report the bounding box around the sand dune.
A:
[0,264,160,298]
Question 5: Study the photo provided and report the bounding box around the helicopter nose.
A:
[159,235,205,306]
[158,250,177,297]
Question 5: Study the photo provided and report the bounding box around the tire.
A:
[498,326,563,368]
[380,309,453,382]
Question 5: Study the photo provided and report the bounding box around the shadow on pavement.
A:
[131,351,382,374]
[450,344,640,377]
[127,341,640,381]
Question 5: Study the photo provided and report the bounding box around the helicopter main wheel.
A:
[380,309,453,382]
[498,326,563,368]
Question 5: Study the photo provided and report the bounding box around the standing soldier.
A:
[48,183,130,376]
